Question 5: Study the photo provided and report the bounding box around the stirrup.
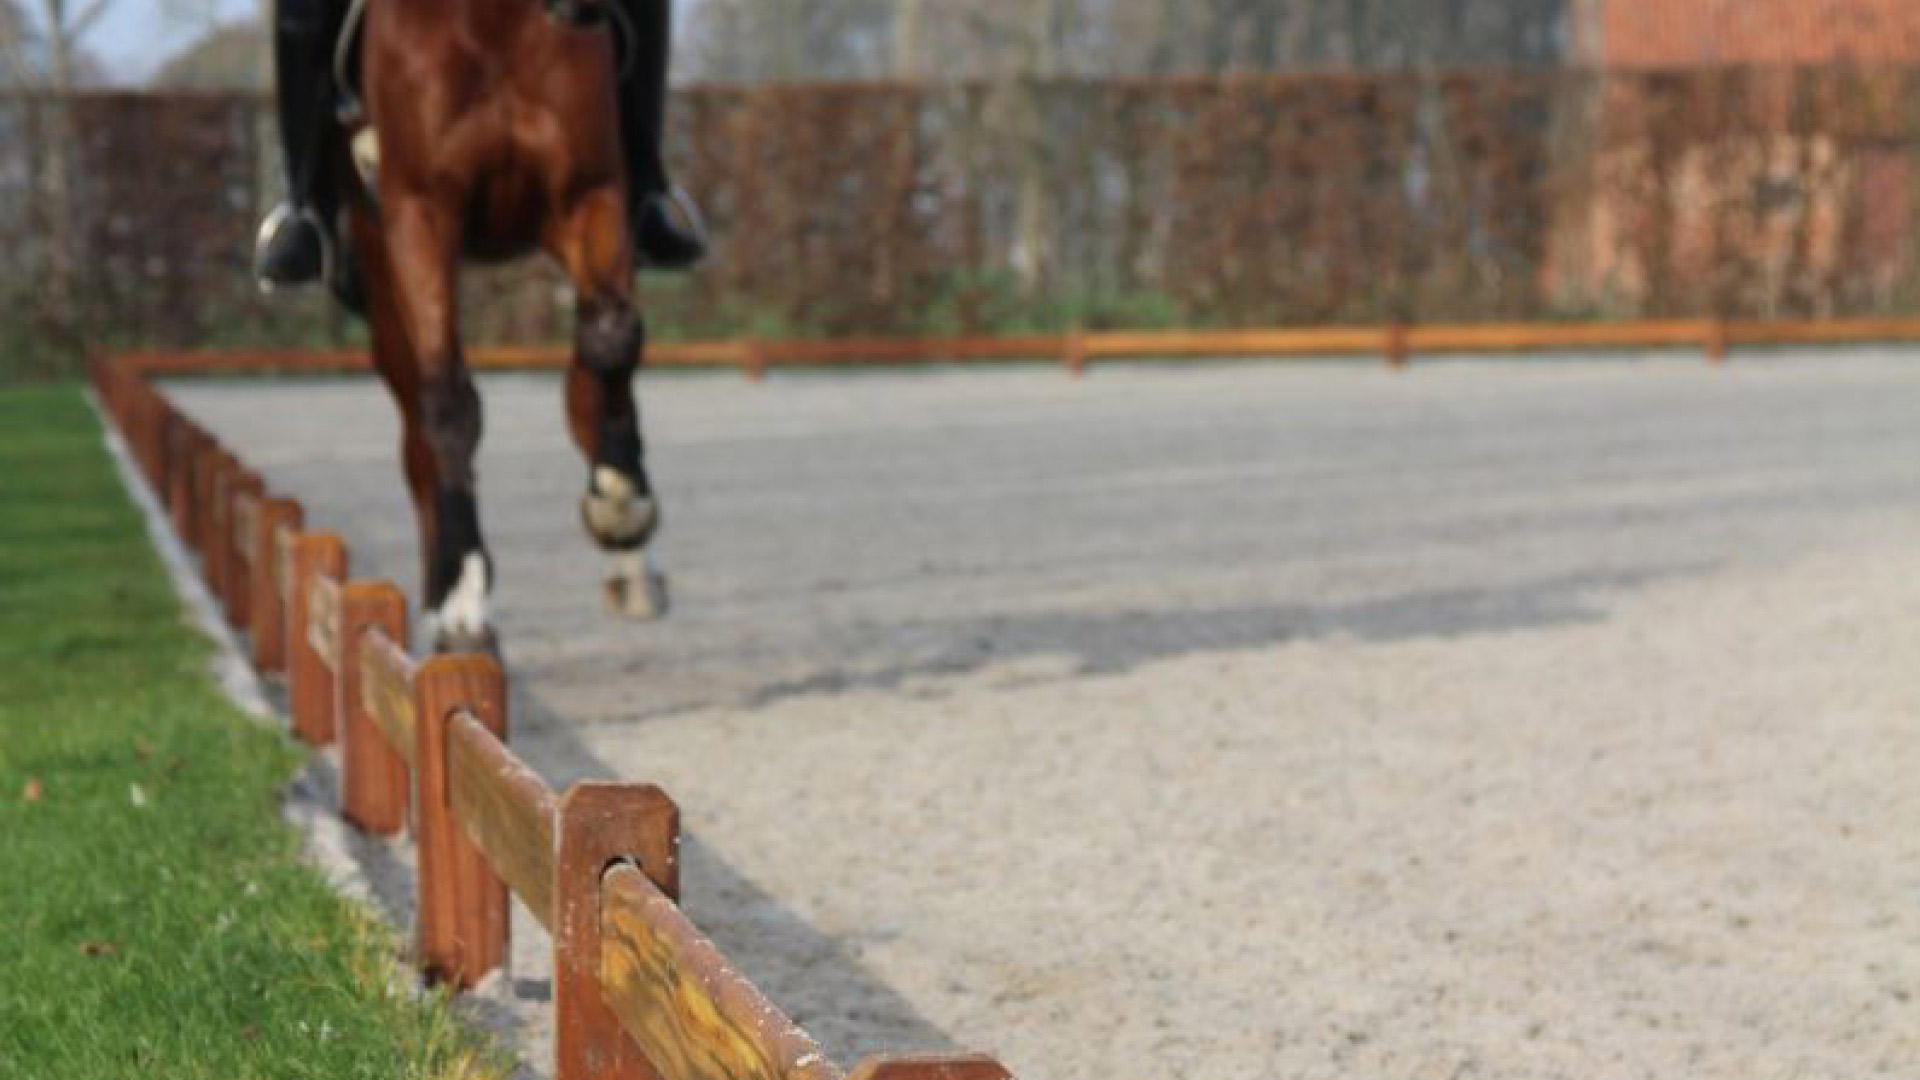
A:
[634,185,709,270]
[665,186,709,250]
[253,203,338,294]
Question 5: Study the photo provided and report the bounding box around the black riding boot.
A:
[619,0,706,270]
[256,0,348,292]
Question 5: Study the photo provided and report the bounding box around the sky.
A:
[91,0,261,82]
[86,0,697,84]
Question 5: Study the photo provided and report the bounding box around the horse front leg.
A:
[384,194,498,652]
[554,186,667,618]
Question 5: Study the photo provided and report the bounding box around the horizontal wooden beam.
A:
[599,862,840,1080]
[1085,326,1385,358]
[1402,319,1714,351]
[448,711,558,931]
[848,1057,1013,1080]
[359,630,420,769]
[756,335,1068,365]
[306,572,341,669]
[109,318,1920,382]
[1724,318,1920,346]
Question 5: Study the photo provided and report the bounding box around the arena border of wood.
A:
[91,354,1016,1080]
[106,317,1920,380]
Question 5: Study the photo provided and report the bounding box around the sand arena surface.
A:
[172,352,1920,1079]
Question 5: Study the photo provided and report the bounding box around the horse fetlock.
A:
[604,551,670,621]
[425,551,496,654]
[580,465,659,550]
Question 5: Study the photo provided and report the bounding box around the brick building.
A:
[1554,0,1920,317]
[1573,0,1920,66]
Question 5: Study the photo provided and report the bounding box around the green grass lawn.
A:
[0,386,504,1079]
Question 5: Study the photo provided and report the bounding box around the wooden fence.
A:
[90,354,1017,1080]
[104,317,1920,381]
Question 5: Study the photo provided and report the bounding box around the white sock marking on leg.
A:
[593,466,636,500]
[435,552,490,636]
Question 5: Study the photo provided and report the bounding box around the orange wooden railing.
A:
[106,317,1920,382]
[91,355,1014,1080]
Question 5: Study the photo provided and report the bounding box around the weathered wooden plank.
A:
[448,712,558,932]
[287,534,346,745]
[415,656,510,987]
[756,335,1067,366]
[201,452,234,595]
[847,1057,1012,1080]
[250,499,304,673]
[222,472,264,629]
[470,342,754,370]
[231,491,258,563]
[556,784,680,1080]
[359,630,419,768]
[600,863,840,1080]
[1725,317,1920,346]
[273,523,297,610]
[1084,327,1386,358]
[115,348,373,376]
[107,318,1920,385]
[339,582,409,835]
[1404,319,1714,352]
[307,573,341,668]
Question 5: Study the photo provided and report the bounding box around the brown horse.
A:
[345,0,664,651]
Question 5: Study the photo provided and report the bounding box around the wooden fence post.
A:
[339,581,411,835]
[849,1056,1015,1080]
[205,453,230,595]
[415,655,510,987]
[250,498,305,673]
[1386,323,1411,370]
[131,379,156,486]
[134,386,160,491]
[224,471,264,629]
[554,782,680,1080]
[168,425,198,544]
[206,449,238,595]
[1705,318,1729,365]
[189,441,220,556]
[288,533,348,745]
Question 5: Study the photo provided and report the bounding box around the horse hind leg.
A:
[558,189,668,619]
[569,299,669,619]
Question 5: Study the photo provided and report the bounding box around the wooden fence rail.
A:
[105,317,1920,381]
[89,354,1016,1080]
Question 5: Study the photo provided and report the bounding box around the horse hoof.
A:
[604,557,669,620]
[581,468,659,551]
[432,624,501,658]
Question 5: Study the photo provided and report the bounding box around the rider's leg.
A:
[255,0,346,289]
[619,0,706,270]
